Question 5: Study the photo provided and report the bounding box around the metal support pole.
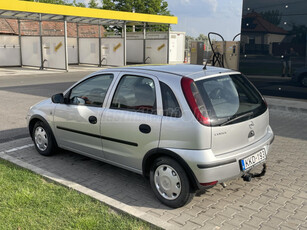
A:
[167,24,170,64]
[18,19,23,67]
[98,22,102,67]
[64,16,69,71]
[77,23,80,65]
[39,14,44,70]
[143,22,146,64]
[123,21,127,66]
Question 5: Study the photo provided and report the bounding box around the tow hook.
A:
[242,163,267,182]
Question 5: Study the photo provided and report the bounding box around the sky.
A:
[73,0,243,40]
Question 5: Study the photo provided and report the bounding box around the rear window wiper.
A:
[220,111,254,126]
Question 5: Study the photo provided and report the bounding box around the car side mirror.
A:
[51,93,65,104]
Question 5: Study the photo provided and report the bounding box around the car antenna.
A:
[203,60,208,70]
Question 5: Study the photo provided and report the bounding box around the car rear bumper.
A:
[167,126,274,188]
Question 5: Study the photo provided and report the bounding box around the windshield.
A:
[195,74,267,126]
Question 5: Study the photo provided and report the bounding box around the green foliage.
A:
[261,10,282,26]
[185,35,195,49]
[22,0,172,31]
[22,0,70,5]
[0,159,152,230]
[290,24,307,44]
[21,0,87,7]
[88,0,99,8]
[102,0,170,16]
[196,33,208,42]
[101,0,116,9]
[72,0,86,7]
[101,0,171,31]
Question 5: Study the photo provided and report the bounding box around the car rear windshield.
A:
[195,74,267,126]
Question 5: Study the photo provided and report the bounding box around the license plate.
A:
[241,149,266,171]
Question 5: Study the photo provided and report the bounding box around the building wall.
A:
[0,18,105,37]
[240,0,307,76]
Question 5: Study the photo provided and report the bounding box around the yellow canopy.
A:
[0,0,177,25]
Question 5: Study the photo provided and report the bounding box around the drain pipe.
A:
[145,56,151,64]
[40,59,47,70]
[39,14,44,70]
[101,57,107,65]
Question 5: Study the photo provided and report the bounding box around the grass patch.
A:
[0,159,154,230]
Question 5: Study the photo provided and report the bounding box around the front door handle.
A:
[139,124,151,134]
[89,116,97,124]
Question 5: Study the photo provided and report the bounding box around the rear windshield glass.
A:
[195,74,267,126]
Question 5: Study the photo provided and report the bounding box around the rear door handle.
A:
[89,116,97,124]
[139,124,151,134]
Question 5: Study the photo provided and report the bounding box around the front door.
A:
[100,73,162,172]
[53,73,115,159]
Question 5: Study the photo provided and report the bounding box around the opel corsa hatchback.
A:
[27,64,274,208]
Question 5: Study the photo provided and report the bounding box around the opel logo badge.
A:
[249,121,254,129]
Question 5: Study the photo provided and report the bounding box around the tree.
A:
[261,10,282,26]
[185,35,194,49]
[196,34,208,42]
[88,0,99,8]
[72,0,86,7]
[101,0,171,31]
[21,0,86,6]
[22,0,70,4]
[101,0,115,9]
[102,0,170,16]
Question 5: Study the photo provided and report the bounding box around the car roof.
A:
[98,64,239,80]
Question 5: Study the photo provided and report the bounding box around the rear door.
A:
[100,73,162,172]
[195,74,268,155]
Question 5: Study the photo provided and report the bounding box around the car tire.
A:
[32,121,57,156]
[149,157,194,208]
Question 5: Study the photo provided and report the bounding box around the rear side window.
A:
[160,82,182,118]
[195,74,267,126]
[111,75,157,114]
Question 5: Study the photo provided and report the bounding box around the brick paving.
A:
[0,110,306,229]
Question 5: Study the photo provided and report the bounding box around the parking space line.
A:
[5,144,34,153]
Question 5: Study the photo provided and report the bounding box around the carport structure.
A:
[0,0,177,71]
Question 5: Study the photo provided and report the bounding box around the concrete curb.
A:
[0,140,178,230]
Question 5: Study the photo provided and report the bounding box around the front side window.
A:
[69,74,113,107]
[111,75,156,114]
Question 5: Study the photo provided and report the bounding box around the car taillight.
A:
[200,181,218,186]
[181,77,210,126]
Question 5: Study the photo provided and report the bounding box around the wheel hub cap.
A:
[154,164,181,200]
[34,127,48,151]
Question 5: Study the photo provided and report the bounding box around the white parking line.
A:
[5,144,34,153]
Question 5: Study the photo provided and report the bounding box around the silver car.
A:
[27,64,274,208]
